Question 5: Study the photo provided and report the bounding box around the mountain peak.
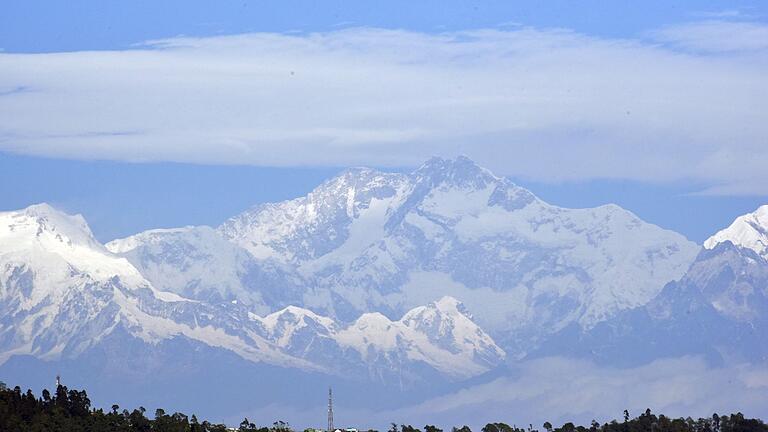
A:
[317,165,403,192]
[354,311,393,326]
[414,155,498,189]
[431,296,469,315]
[0,203,99,252]
[24,202,58,214]
[704,204,768,259]
[261,305,337,336]
[419,154,482,168]
[23,203,89,229]
[434,295,462,307]
[399,297,505,366]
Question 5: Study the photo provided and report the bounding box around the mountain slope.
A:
[109,157,699,357]
[533,240,768,366]
[214,156,699,354]
[0,204,309,368]
[105,226,305,314]
[0,204,503,384]
[259,297,505,382]
[704,204,768,259]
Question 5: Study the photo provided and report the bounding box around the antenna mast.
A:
[327,387,334,432]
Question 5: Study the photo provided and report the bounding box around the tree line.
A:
[2,381,767,432]
[0,381,231,432]
[389,409,768,432]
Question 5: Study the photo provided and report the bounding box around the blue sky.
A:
[2,0,767,52]
[2,152,764,244]
[1,0,767,242]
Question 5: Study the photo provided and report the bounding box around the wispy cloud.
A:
[244,357,768,430]
[691,9,755,19]
[650,20,768,52]
[0,23,766,194]
[0,85,32,97]
[398,357,768,427]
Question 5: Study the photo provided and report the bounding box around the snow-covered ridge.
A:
[255,296,506,378]
[105,226,197,254]
[104,225,284,311]
[217,167,411,262]
[704,204,768,259]
[2,156,704,367]
[0,204,504,382]
[0,203,148,288]
[211,156,698,346]
[537,237,768,366]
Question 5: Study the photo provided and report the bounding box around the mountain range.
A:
[1,156,766,422]
[105,156,701,355]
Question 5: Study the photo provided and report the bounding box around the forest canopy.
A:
[1,381,767,432]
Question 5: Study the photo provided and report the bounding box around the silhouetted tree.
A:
[402,425,421,432]
[2,384,768,432]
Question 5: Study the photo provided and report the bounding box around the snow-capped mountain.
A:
[534,207,768,366]
[213,156,699,354]
[258,297,505,381]
[0,204,503,384]
[704,204,768,259]
[105,226,305,314]
[0,204,310,369]
[4,160,768,424]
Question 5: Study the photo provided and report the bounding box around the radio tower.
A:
[327,387,334,432]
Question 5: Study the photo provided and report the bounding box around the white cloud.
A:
[650,20,768,52]
[0,24,766,194]
[396,357,768,428]
[691,10,756,19]
[242,357,768,430]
